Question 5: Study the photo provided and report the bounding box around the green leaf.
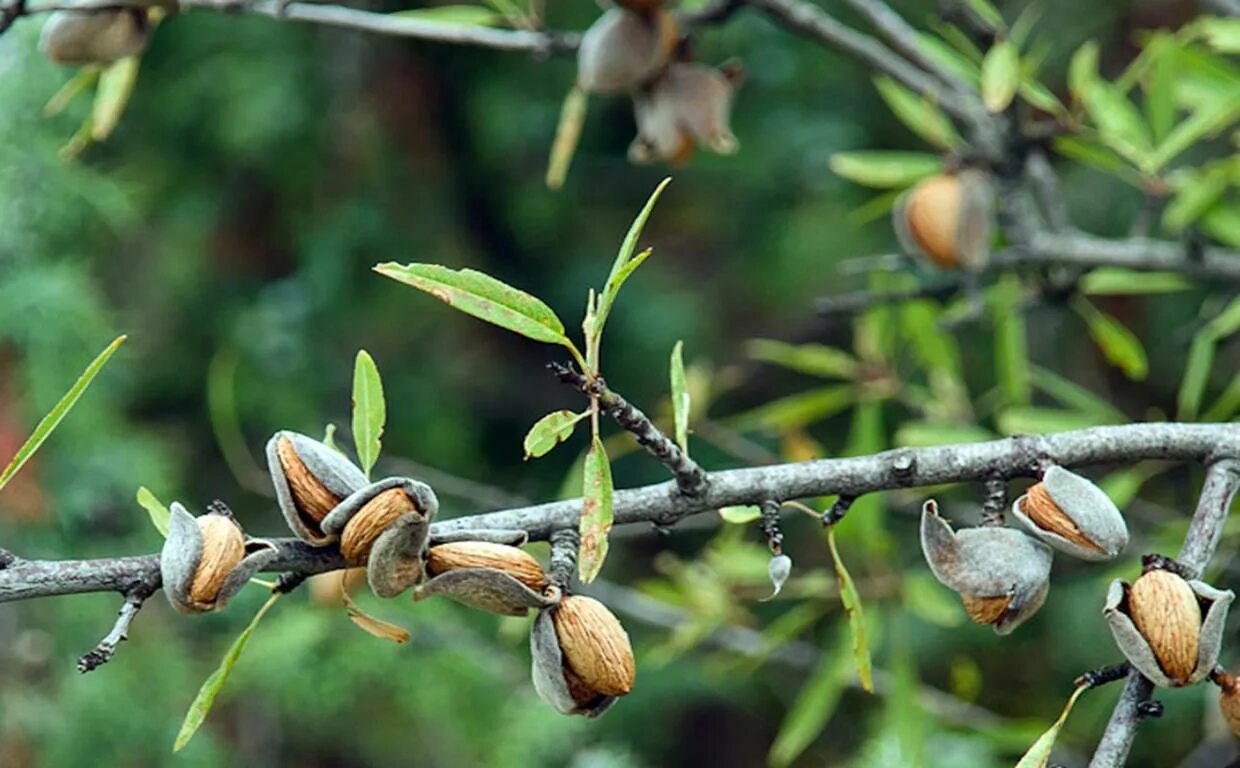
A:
[991,276,1030,406]
[893,421,995,447]
[1207,296,1240,340]
[1144,39,1178,142]
[351,350,385,480]
[390,5,501,25]
[1146,95,1240,172]
[1068,41,1099,102]
[729,385,856,432]
[1204,373,1240,422]
[546,85,588,190]
[1193,17,1240,54]
[827,527,872,693]
[828,151,943,189]
[1080,268,1192,295]
[980,40,1021,112]
[1051,136,1145,187]
[1202,202,1240,248]
[578,436,613,583]
[523,410,588,459]
[0,335,125,493]
[1082,80,1153,164]
[1163,166,1229,232]
[593,178,672,366]
[1178,332,1216,420]
[767,630,854,768]
[92,57,140,141]
[747,339,859,380]
[1015,685,1088,768]
[136,486,170,538]
[374,262,571,347]
[719,505,762,524]
[997,407,1107,435]
[962,0,1004,31]
[44,66,99,118]
[872,76,962,150]
[174,593,281,752]
[1030,366,1126,423]
[1071,296,1148,381]
[669,341,690,455]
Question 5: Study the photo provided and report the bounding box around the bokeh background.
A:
[1,0,1239,765]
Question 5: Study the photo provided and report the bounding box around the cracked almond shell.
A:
[920,499,1052,635]
[1011,466,1128,561]
[266,431,368,546]
[577,7,678,95]
[1104,571,1233,687]
[530,596,633,717]
[160,503,277,614]
[322,477,439,598]
[629,62,742,165]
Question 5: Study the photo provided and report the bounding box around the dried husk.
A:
[530,603,619,717]
[629,62,742,165]
[40,6,149,65]
[160,503,277,614]
[1011,466,1128,561]
[920,499,1053,635]
[323,477,439,598]
[1104,573,1234,687]
[266,431,367,545]
[577,7,678,95]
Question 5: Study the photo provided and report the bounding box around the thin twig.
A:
[839,0,977,97]
[76,585,154,672]
[549,361,709,499]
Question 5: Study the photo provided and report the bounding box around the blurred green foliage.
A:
[1,0,1240,766]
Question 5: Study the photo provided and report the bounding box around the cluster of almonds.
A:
[893,169,994,271]
[39,2,153,65]
[923,467,1240,729]
[160,430,636,717]
[577,0,742,165]
[921,466,1129,634]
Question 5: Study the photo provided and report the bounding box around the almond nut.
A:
[904,175,963,268]
[1217,672,1240,736]
[960,594,1011,626]
[1128,569,1202,684]
[1020,482,1104,554]
[340,488,415,564]
[552,595,635,697]
[188,515,245,605]
[427,541,549,592]
[277,436,341,527]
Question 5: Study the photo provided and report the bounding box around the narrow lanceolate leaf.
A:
[136,486,170,538]
[390,5,500,25]
[1071,296,1148,381]
[594,178,672,352]
[0,335,125,493]
[872,76,962,150]
[374,262,570,346]
[1067,41,1099,102]
[1015,685,1088,767]
[747,339,859,380]
[980,40,1020,113]
[1178,333,1216,420]
[827,527,872,693]
[44,66,99,118]
[351,350,385,479]
[827,151,942,189]
[669,340,690,455]
[341,574,409,643]
[174,593,281,752]
[92,57,140,141]
[577,436,613,583]
[1080,268,1191,295]
[546,85,588,190]
[523,410,588,459]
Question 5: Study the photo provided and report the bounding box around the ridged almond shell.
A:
[1020,482,1104,554]
[961,594,1011,626]
[188,515,245,604]
[553,595,635,697]
[905,175,963,268]
[1128,570,1202,684]
[426,541,548,591]
[1217,673,1240,737]
[341,488,415,564]
[277,436,340,526]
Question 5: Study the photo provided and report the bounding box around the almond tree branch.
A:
[76,584,154,672]
[1,423,1237,608]
[1088,458,1240,768]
